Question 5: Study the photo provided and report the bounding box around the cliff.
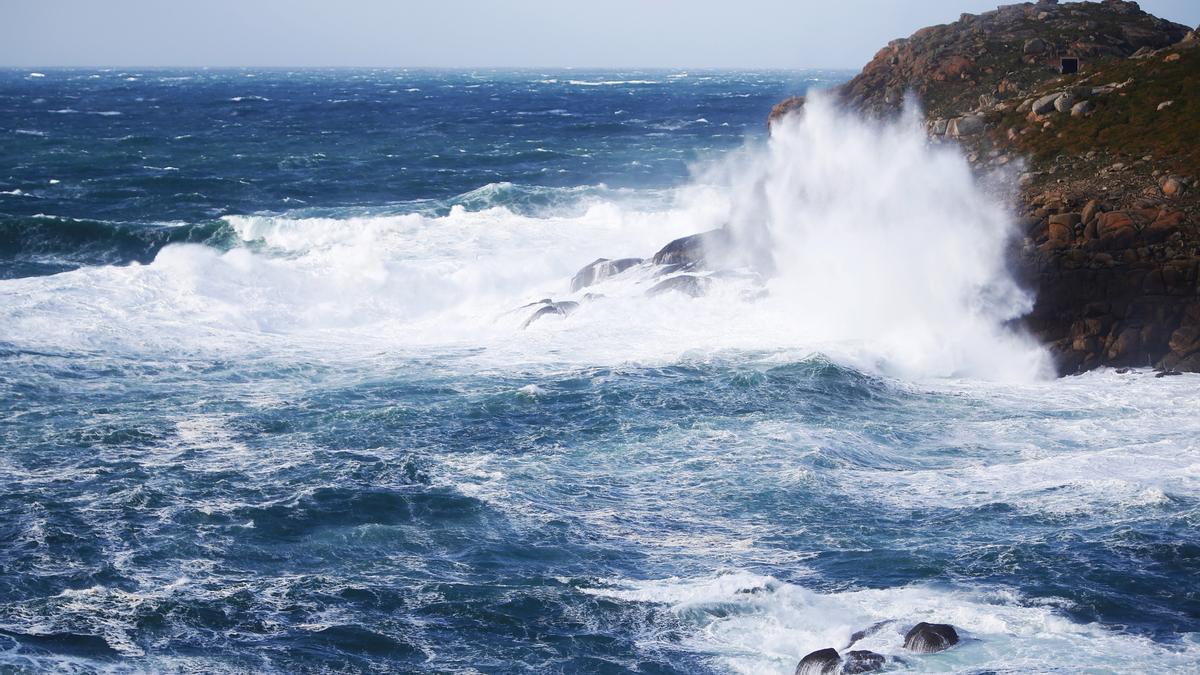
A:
[781,0,1200,374]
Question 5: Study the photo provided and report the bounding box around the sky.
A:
[3,0,1198,69]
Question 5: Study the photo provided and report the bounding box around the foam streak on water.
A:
[0,69,1197,673]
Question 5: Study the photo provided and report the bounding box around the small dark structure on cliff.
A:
[1059,56,1079,74]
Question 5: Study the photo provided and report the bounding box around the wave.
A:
[0,94,1048,380]
[0,215,236,279]
[567,79,661,87]
[582,572,1200,674]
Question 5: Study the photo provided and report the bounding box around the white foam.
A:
[582,572,1200,674]
[0,94,1047,381]
[567,79,661,86]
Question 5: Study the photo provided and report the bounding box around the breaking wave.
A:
[0,95,1048,380]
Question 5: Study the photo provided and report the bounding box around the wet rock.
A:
[795,648,841,675]
[903,622,959,653]
[1170,325,1200,357]
[842,650,886,674]
[570,257,642,291]
[769,96,806,131]
[1107,326,1143,363]
[845,620,895,649]
[646,274,710,298]
[521,301,579,329]
[651,229,730,268]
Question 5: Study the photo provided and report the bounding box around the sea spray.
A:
[0,94,1049,380]
[703,93,1050,380]
[2,70,1197,674]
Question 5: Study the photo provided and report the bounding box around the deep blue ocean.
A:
[2,69,1199,674]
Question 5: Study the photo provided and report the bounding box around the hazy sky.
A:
[3,0,1198,69]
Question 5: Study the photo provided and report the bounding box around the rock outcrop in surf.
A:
[771,0,1200,375]
[903,622,960,653]
[793,620,959,673]
[518,224,763,328]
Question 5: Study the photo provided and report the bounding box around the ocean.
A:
[1,68,1198,673]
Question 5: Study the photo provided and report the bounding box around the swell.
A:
[0,215,237,279]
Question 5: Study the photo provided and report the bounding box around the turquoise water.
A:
[1,69,1199,673]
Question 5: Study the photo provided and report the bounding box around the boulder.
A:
[651,229,730,268]
[903,622,959,653]
[1051,212,1089,243]
[1070,100,1095,117]
[1032,92,1063,115]
[1161,176,1186,197]
[948,114,986,137]
[646,274,711,298]
[1053,91,1077,113]
[1024,37,1050,54]
[1107,326,1143,362]
[1145,209,1185,243]
[1170,325,1200,357]
[521,301,579,329]
[1046,217,1073,247]
[1096,211,1138,249]
[795,648,841,675]
[570,257,642,291]
[842,650,886,673]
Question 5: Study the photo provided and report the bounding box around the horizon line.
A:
[0,64,864,72]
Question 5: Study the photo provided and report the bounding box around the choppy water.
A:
[2,69,1199,674]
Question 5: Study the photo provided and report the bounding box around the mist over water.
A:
[0,70,1196,673]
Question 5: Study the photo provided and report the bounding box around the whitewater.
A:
[1,69,1198,673]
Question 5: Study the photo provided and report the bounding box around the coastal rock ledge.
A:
[773,0,1200,374]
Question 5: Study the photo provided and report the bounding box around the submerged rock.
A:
[646,274,710,298]
[570,257,642,291]
[903,622,959,653]
[521,300,579,329]
[845,620,895,649]
[795,648,841,675]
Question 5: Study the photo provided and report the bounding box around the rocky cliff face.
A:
[781,0,1200,374]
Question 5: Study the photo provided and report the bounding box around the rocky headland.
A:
[532,0,1198,377]
[815,0,1200,374]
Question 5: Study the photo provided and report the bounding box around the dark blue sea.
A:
[2,69,1198,673]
